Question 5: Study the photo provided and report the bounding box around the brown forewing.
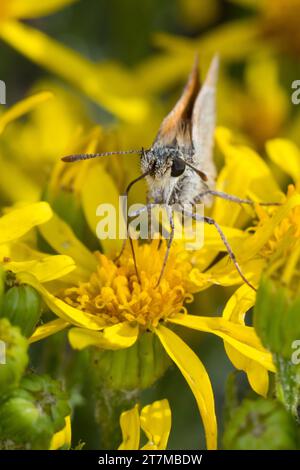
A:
[154,55,200,148]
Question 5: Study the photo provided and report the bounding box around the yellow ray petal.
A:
[213,127,282,226]
[8,0,76,19]
[0,202,52,244]
[0,157,40,203]
[222,285,269,396]
[16,271,103,330]
[29,318,69,343]
[38,213,97,274]
[0,20,149,123]
[4,241,49,262]
[118,404,140,450]
[168,314,275,372]
[68,322,139,351]
[243,193,300,259]
[140,399,171,450]
[202,258,264,290]
[223,284,256,323]
[0,91,53,134]
[81,164,122,256]
[136,21,262,94]
[227,342,269,396]
[155,325,217,450]
[4,254,75,282]
[246,361,269,397]
[49,416,72,450]
[266,139,300,184]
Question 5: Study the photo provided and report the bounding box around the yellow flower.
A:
[218,54,289,148]
[2,126,287,450]
[49,416,72,450]
[5,127,296,450]
[11,214,275,450]
[217,135,300,396]
[232,0,300,56]
[0,1,149,123]
[118,400,171,451]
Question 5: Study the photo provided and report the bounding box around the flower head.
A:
[13,210,274,450]
[62,243,192,329]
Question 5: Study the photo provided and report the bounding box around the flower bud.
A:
[92,331,171,390]
[254,276,288,354]
[0,318,28,393]
[254,277,300,417]
[223,398,299,450]
[2,284,41,337]
[0,374,71,449]
[254,276,300,357]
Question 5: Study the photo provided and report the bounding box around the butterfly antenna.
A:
[61,149,144,163]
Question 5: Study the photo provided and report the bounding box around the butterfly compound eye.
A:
[171,157,186,177]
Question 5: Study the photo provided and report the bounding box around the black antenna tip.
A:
[61,155,77,162]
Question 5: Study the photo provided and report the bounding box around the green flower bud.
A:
[0,318,28,394]
[223,398,299,450]
[254,276,288,354]
[0,374,71,450]
[92,331,171,390]
[2,284,41,337]
[254,276,300,417]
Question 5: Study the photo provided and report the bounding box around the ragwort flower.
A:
[0,0,149,123]
[215,135,300,396]
[8,203,275,450]
[3,128,291,450]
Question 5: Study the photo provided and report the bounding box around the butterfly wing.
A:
[154,55,200,148]
[192,55,219,187]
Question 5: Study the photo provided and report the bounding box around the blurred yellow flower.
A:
[177,0,221,30]
[0,0,76,21]
[219,55,289,147]
[0,92,54,202]
[232,0,300,56]
[118,400,171,450]
[0,0,150,122]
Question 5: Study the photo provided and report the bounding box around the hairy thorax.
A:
[141,146,211,206]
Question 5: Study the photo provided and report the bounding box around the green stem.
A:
[94,382,139,450]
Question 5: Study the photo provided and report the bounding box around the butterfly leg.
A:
[127,203,155,284]
[184,211,256,291]
[128,203,155,218]
[155,205,175,288]
[114,171,150,264]
[196,189,281,206]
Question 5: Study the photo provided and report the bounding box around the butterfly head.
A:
[141,146,188,180]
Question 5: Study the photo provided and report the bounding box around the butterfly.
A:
[62,55,280,290]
